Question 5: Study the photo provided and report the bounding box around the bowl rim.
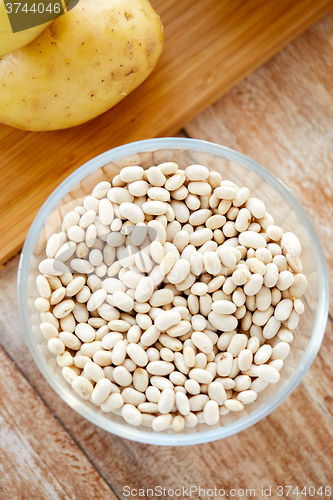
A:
[18,137,329,446]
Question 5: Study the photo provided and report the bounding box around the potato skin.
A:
[0,0,163,131]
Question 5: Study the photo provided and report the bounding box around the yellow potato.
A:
[0,0,163,131]
[0,0,52,57]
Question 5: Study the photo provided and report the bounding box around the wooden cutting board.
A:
[1,0,332,267]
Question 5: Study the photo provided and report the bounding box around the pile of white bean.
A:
[35,161,307,432]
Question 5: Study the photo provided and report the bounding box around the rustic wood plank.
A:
[1,0,333,266]
[0,346,116,500]
[185,10,333,315]
[303,319,333,423]
[1,257,333,498]
[70,388,333,497]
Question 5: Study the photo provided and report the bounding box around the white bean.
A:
[172,415,185,432]
[113,366,133,387]
[62,366,79,385]
[152,414,173,432]
[147,361,175,376]
[188,181,211,196]
[235,208,251,232]
[84,361,105,382]
[39,258,69,276]
[208,312,237,332]
[133,368,149,393]
[70,259,94,274]
[87,289,107,311]
[92,181,111,199]
[101,393,124,412]
[112,340,127,365]
[189,368,213,384]
[138,402,159,413]
[119,166,144,182]
[141,325,160,347]
[224,399,244,412]
[40,322,59,340]
[191,331,213,355]
[127,343,149,367]
[271,341,290,360]
[289,274,307,299]
[237,349,253,371]
[227,334,248,357]
[47,338,65,355]
[81,341,103,358]
[281,232,302,257]
[59,332,82,350]
[190,228,213,246]
[112,291,134,312]
[189,394,209,411]
[191,282,208,296]
[72,376,93,400]
[158,388,175,414]
[185,164,209,180]
[257,364,280,384]
[237,390,257,404]
[91,378,113,405]
[167,259,191,285]
[208,381,227,405]
[155,310,181,332]
[254,345,273,365]
[185,413,198,428]
[119,202,144,223]
[203,400,220,426]
[212,300,236,315]
[149,289,173,308]
[238,231,267,249]
[274,299,293,321]
[243,274,264,296]
[214,186,238,200]
[121,404,142,426]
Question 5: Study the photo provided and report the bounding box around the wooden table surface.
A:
[1,9,333,500]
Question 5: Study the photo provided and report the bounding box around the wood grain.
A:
[1,256,333,499]
[0,345,116,500]
[1,0,333,266]
[303,320,333,423]
[185,10,333,315]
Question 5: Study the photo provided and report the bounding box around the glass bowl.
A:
[17,137,329,446]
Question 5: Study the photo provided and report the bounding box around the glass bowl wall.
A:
[18,138,329,446]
